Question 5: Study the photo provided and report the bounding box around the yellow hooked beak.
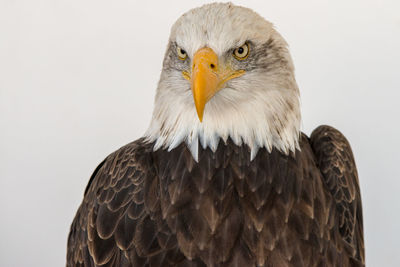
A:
[182,47,245,122]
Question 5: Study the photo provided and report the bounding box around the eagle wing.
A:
[66,139,185,267]
[310,125,365,265]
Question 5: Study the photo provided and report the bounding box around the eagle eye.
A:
[177,47,187,60]
[233,43,249,60]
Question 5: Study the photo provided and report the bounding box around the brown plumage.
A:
[67,125,364,266]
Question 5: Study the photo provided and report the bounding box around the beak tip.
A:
[196,111,204,123]
[194,102,205,123]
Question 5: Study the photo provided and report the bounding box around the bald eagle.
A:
[67,3,364,267]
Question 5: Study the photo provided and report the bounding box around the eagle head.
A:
[145,3,301,161]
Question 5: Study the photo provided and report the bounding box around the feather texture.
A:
[67,128,364,266]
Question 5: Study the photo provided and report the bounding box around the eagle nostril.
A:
[210,63,215,69]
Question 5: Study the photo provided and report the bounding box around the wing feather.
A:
[310,125,364,264]
[67,139,182,266]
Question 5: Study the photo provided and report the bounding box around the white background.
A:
[1,0,399,266]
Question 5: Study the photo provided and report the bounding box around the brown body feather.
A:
[67,126,364,266]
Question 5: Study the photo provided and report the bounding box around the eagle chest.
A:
[148,141,331,265]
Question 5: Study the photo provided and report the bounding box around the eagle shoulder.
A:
[67,138,182,266]
[310,125,365,265]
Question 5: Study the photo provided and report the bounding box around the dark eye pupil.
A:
[238,47,244,54]
[180,49,186,55]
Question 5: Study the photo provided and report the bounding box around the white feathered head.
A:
[146,3,301,161]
